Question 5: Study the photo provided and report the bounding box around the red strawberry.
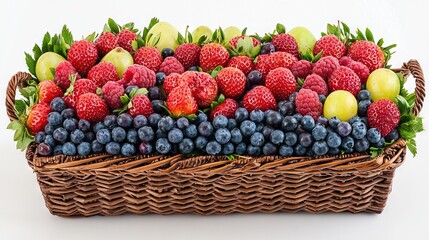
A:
[174,43,201,70]
[242,86,277,112]
[191,72,218,107]
[328,66,361,96]
[128,94,154,117]
[163,73,182,95]
[290,60,313,79]
[302,74,328,96]
[64,78,97,108]
[347,61,370,84]
[134,46,163,72]
[67,40,98,75]
[26,103,51,135]
[159,57,185,76]
[348,40,384,72]
[269,52,298,71]
[54,61,80,91]
[38,81,63,104]
[166,84,198,117]
[210,98,239,120]
[116,29,137,53]
[227,56,254,75]
[313,35,346,59]
[228,36,260,49]
[199,43,230,72]
[102,81,124,110]
[313,56,340,80]
[367,99,400,137]
[272,33,299,58]
[95,32,118,57]
[255,54,271,79]
[87,62,119,87]
[265,67,297,101]
[120,64,156,88]
[295,88,323,121]
[76,93,109,122]
[216,67,246,99]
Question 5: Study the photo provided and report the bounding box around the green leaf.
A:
[135,88,148,96]
[177,32,185,44]
[276,23,286,34]
[42,32,51,52]
[365,28,374,42]
[217,94,225,104]
[61,25,74,45]
[407,138,417,157]
[108,18,120,34]
[197,35,207,45]
[24,52,36,77]
[14,100,27,117]
[85,32,97,42]
[120,95,130,105]
[103,23,111,33]
[32,44,42,60]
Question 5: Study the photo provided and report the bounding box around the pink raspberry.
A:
[159,57,185,76]
[54,61,80,91]
[295,88,323,121]
[87,62,119,87]
[339,56,353,66]
[290,60,313,79]
[313,56,340,80]
[347,61,370,83]
[302,74,328,96]
[102,81,125,110]
[120,64,156,88]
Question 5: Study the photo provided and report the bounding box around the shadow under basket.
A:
[6,60,425,217]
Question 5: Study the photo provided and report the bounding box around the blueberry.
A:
[139,142,153,154]
[328,117,340,129]
[53,127,68,143]
[133,115,148,128]
[358,100,371,117]
[50,97,66,112]
[384,129,399,143]
[260,42,275,54]
[247,145,261,156]
[230,128,243,144]
[354,137,370,152]
[158,116,174,132]
[263,142,277,155]
[235,108,248,122]
[312,124,327,141]
[213,115,228,129]
[156,72,166,85]
[96,129,111,144]
[148,87,164,100]
[53,145,63,155]
[206,141,221,155]
[262,126,274,139]
[152,100,165,114]
[222,142,235,155]
[299,132,313,147]
[247,70,262,85]
[138,126,155,142]
[112,127,126,142]
[35,131,46,143]
[284,132,298,146]
[61,108,76,119]
[265,110,282,127]
[295,125,306,135]
[37,143,52,156]
[198,121,214,137]
[156,129,167,139]
[341,136,355,151]
[106,142,121,155]
[337,122,352,137]
[188,66,198,71]
[44,135,56,147]
[77,142,91,156]
[168,128,184,144]
[357,90,371,101]
[162,48,174,59]
[48,112,62,126]
[289,92,298,103]
[93,122,106,133]
[104,115,118,129]
[195,136,208,150]
[84,132,95,142]
[184,124,197,138]
[361,117,368,126]
[117,113,133,128]
[215,128,231,144]
[279,101,295,116]
[301,115,315,131]
[125,85,139,95]
[372,137,386,148]
[227,119,237,130]
[312,141,329,155]
[148,113,161,127]
[350,116,361,124]
[179,138,194,154]
[316,116,329,127]
[293,113,303,122]
[318,95,326,103]
[270,130,285,145]
[250,132,265,147]
[78,119,91,132]
[351,122,367,140]
[121,143,136,156]
[326,132,341,148]
[279,145,293,157]
[240,120,256,137]
[196,113,208,124]
[91,140,104,154]
[70,129,85,144]
[328,147,340,155]
[294,144,307,155]
[250,110,264,123]
[62,142,76,156]
[176,117,190,129]
[61,119,76,132]
[367,128,381,144]
[170,144,179,155]
[235,142,247,155]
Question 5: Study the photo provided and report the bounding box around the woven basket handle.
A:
[5,72,32,122]
[403,60,425,116]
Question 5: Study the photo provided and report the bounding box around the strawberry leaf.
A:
[108,18,120,34]
[25,52,36,77]
[276,23,286,34]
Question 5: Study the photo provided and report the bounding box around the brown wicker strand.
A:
[5,72,32,122]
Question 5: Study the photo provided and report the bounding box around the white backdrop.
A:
[1,0,428,239]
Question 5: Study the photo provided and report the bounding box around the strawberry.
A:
[117,29,137,53]
[242,86,277,112]
[348,40,385,72]
[269,52,298,71]
[290,60,313,79]
[295,88,323,121]
[313,35,346,59]
[210,98,239,120]
[265,67,297,101]
[272,33,299,58]
[302,74,328,96]
[228,36,260,49]
[174,43,201,70]
[134,46,163,72]
[64,78,97,108]
[159,57,185,76]
[38,81,63,104]
[191,72,218,107]
[328,66,361,96]
[54,61,80,92]
[128,94,154,117]
[227,56,254,75]
[313,56,340,80]
[216,67,246,99]
[26,103,51,135]
[95,32,118,57]
[67,40,98,75]
[163,73,182,95]
[76,93,109,122]
[87,62,119,87]
[255,54,271,79]
[367,99,400,137]
[199,43,229,72]
[102,81,125,110]
[166,84,198,117]
[120,64,156,88]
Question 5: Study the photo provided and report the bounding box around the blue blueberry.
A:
[77,142,91,156]
[125,85,138,95]
[289,92,298,103]
[328,117,340,129]
[293,113,303,122]
[53,127,68,143]
[96,129,111,144]
[206,141,221,155]
[294,144,307,155]
[92,122,106,133]
[351,121,367,140]
[235,108,248,122]
[168,128,184,144]
[278,101,295,116]
[361,117,368,126]
[247,70,262,85]
[284,132,298,146]
[222,142,235,155]
[384,129,399,143]
[354,137,370,152]
[227,119,237,130]
[357,90,371,101]
[312,124,327,141]
[138,126,155,142]
[70,129,85,144]
[139,141,153,154]
[319,94,326,103]
[262,126,274,139]
[312,141,329,155]
[255,123,264,132]
[162,48,174,59]
[367,128,381,143]
[156,129,167,139]
[270,130,285,145]
[213,115,228,129]
[47,112,62,126]
[316,116,329,127]
[37,143,52,156]
[84,132,95,142]
[328,147,340,155]
[62,142,76,156]
[250,132,265,147]
[301,115,315,131]
[295,125,306,135]
[279,145,293,157]
[148,113,162,127]
[148,86,164,100]
[44,135,56,147]
[358,100,371,117]
[61,108,76,119]
[53,145,63,155]
[195,136,208,150]
[262,142,277,155]
[126,128,138,144]
[106,142,121,155]
[78,119,91,132]
[35,131,46,143]
[350,116,362,124]
[117,113,133,128]
[341,136,355,151]
[112,127,126,142]
[250,110,265,123]
[121,143,136,156]
[156,72,166,85]
[158,116,174,132]
[337,122,352,137]
[247,145,261,156]
[281,116,298,131]
[152,100,166,114]
[104,115,118,129]
[91,140,104,154]
[184,124,197,138]
[196,113,208,124]
[299,132,313,147]
[50,97,66,112]
[179,138,194,154]
[240,120,256,137]
[198,121,214,137]
[230,128,243,144]
[133,115,148,128]
[176,117,190,129]
[372,137,385,148]
[265,110,282,127]
[326,132,341,148]
[215,128,231,144]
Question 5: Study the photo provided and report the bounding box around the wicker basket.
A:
[5,60,425,216]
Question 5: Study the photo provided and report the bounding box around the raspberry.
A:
[290,60,313,79]
[54,61,80,91]
[265,67,297,101]
[367,99,400,137]
[159,56,185,76]
[313,56,340,80]
[102,81,125,110]
[87,62,119,87]
[302,74,328,95]
[328,66,361,96]
[120,64,156,88]
[339,56,353,66]
[295,88,323,121]
[347,61,370,84]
